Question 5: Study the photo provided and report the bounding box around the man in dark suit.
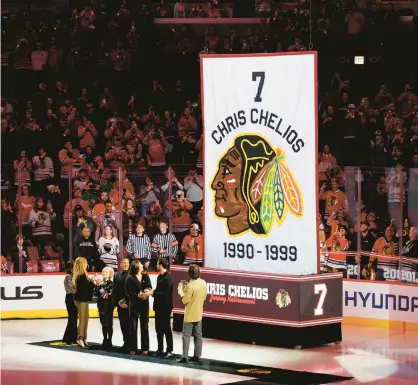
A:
[152,257,174,358]
[114,258,130,351]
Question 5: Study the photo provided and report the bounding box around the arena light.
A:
[354,56,365,65]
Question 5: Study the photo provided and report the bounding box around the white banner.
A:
[0,273,158,318]
[202,53,318,275]
[344,281,418,323]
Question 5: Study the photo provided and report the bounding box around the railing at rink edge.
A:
[3,164,418,284]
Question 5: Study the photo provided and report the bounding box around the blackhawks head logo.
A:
[211,134,303,235]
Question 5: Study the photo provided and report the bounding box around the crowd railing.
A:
[2,163,417,285]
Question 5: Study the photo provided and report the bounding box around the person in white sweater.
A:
[28,197,56,258]
[32,147,54,197]
[97,225,120,271]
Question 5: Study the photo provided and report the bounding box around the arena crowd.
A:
[1,0,417,283]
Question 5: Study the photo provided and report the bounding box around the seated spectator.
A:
[92,191,112,223]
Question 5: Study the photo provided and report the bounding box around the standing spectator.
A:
[387,163,407,229]
[143,129,169,168]
[126,219,152,268]
[1,198,16,258]
[28,197,55,258]
[374,84,395,111]
[139,178,160,216]
[184,168,204,217]
[31,42,48,73]
[78,121,98,150]
[161,173,184,203]
[59,140,80,196]
[14,150,32,187]
[319,179,348,220]
[152,220,178,263]
[174,0,186,17]
[181,223,203,265]
[95,200,121,241]
[177,107,197,134]
[144,201,167,239]
[122,198,138,242]
[97,225,120,270]
[14,185,36,238]
[32,147,54,197]
[165,190,193,261]
[318,145,337,183]
[74,226,97,270]
[63,188,90,229]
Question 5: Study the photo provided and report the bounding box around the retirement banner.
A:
[202,52,318,275]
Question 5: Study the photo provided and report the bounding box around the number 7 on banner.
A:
[252,71,265,102]
[314,283,327,316]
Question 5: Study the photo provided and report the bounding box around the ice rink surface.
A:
[1,319,418,385]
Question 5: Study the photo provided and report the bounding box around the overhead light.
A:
[354,56,365,65]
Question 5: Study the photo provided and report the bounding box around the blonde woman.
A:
[72,257,95,348]
[95,267,115,349]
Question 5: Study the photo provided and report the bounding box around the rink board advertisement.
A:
[344,281,418,324]
[201,52,318,276]
[0,273,157,319]
[171,266,342,327]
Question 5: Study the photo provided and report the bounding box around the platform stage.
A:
[170,266,343,349]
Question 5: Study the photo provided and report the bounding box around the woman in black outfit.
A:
[125,260,152,355]
[73,257,95,348]
[62,262,78,344]
[96,266,115,349]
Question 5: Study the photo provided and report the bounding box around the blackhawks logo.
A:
[211,134,303,235]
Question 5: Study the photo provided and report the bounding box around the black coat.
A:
[74,274,94,302]
[74,235,97,261]
[153,271,173,312]
[125,274,152,311]
[113,269,129,303]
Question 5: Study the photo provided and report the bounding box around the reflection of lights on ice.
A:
[336,351,398,383]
